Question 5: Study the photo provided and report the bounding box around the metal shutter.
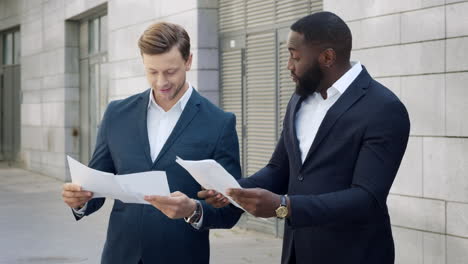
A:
[276,0,311,24]
[219,0,245,33]
[310,0,323,13]
[245,32,276,176]
[278,41,295,135]
[246,0,275,28]
[220,49,244,167]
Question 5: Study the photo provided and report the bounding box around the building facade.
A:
[0,0,467,263]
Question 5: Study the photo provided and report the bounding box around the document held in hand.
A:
[67,156,170,204]
[175,156,245,210]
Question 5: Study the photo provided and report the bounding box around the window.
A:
[88,15,107,55]
[2,29,20,65]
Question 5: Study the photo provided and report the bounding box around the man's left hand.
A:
[144,191,196,219]
[227,188,281,218]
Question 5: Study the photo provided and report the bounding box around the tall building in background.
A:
[0,1,467,263]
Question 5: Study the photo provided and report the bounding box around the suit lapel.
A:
[136,89,154,166]
[302,68,371,166]
[152,89,201,167]
[289,94,305,170]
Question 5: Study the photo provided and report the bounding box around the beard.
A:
[294,61,323,98]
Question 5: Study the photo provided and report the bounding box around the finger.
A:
[170,191,184,197]
[144,195,179,205]
[215,198,230,207]
[227,188,260,199]
[226,188,243,197]
[63,183,82,192]
[62,190,92,198]
[146,200,163,210]
[230,195,256,208]
[198,190,217,199]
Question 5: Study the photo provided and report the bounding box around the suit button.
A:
[298,174,304,181]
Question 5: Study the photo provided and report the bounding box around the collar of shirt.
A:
[147,82,194,113]
[304,61,363,104]
[331,61,362,95]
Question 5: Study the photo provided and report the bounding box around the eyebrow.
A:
[148,67,177,72]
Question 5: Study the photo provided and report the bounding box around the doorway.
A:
[0,28,21,162]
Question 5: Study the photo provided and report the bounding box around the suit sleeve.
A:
[288,100,410,229]
[74,101,117,220]
[198,113,244,229]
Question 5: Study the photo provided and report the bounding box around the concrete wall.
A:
[324,0,468,263]
[0,0,219,181]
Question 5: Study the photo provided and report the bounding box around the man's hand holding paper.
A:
[175,156,245,210]
[63,156,170,206]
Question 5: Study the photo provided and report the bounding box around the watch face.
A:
[276,206,288,218]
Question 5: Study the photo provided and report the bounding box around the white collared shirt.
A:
[295,61,363,163]
[146,83,203,228]
[147,83,193,162]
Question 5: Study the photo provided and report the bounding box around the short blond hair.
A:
[138,22,190,61]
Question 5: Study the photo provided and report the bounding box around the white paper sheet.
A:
[175,156,245,210]
[67,156,170,204]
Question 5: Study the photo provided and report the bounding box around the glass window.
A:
[13,30,20,64]
[2,32,13,65]
[99,15,107,52]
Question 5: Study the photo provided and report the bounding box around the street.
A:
[0,165,281,264]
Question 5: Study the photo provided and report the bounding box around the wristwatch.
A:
[275,195,289,219]
[184,199,202,224]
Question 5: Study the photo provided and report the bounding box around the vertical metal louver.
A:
[246,0,275,28]
[310,0,323,13]
[220,49,244,167]
[245,32,276,176]
[219,0,246,33]
[276,0,311,24]
[278,41,295,135]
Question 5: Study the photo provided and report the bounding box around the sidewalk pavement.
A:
[0,166,282,264]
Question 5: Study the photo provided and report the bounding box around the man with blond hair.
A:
[61,22,241,264]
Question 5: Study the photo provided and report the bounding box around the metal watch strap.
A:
[184,200,202,224]
[280,195,287,207]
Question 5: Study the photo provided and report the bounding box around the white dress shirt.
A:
[75,83,203,228]
[295,62,363,163]
[147,83,193,162]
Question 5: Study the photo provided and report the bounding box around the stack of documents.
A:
[67,156,170,204]
[175,156,245,210]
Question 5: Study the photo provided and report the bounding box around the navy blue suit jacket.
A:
[240,68,410,264]
[78,89,242,264]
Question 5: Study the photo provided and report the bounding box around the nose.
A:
[287,57,294,71]
[156,74,168,88]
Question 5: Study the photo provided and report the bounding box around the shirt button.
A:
[298,174,304,181]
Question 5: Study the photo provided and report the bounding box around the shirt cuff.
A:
[72,203,87,216]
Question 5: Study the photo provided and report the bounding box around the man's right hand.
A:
[62,183,93,209]
[197,189,230,208]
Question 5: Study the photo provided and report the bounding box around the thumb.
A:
[171,191,184,197]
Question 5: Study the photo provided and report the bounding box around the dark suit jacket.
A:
[240,67,410,264]
[77,89,242,264]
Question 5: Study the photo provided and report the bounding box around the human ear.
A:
[319,48,336,68]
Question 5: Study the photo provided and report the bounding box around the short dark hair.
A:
[138,22,191,61]
[291,12,352,62]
